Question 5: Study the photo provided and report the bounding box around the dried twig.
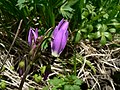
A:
[0,19,23,72]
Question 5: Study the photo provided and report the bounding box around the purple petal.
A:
[52,26,59,38]
[32,30,38,42]
[52,18,64,38]
[28,28,33,45]
[60,21,69,32]
[51,28,68,57]
[51,19,69,57]
[58,29,69,54]
[57,18,64,30]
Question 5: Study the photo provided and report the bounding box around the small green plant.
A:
[43,75,83,90]
[33,74,42,83]
[0,80,6,90]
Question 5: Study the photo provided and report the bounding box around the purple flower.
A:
[28,27,38,46]
[51,18,69,57]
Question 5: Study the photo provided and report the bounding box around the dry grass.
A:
[0,37,120,90]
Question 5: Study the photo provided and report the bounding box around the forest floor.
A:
[0,32,120,90]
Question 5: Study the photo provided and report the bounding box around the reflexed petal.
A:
[28,28,32,45]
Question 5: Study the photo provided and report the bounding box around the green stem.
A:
[19,62,32,90]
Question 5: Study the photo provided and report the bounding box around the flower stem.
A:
[19,61,32,90]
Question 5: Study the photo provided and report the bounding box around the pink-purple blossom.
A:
[28,27,38,46]
[51,18,69,57]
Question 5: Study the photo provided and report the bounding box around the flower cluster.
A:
[28,18,69,57]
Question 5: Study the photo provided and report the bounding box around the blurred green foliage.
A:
[0,0,120,45]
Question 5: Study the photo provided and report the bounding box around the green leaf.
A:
[64,85,71,90]
[94,31,101,39]
[81,28,87,33]
[70,85,74,90]
[96,24,102,31]
[109,28,116,33]
[0,80,6,90]
[102,24,108,32]
[40,66,46,75]
[74,30,81,43]
[100,36,106,45]
[67,0,79,6]
[41,40,49,50]
[96,24,107,32]
[74,79,83,86]
[49,77,64,86]
[104,32,112,41]
[87,25,93,32]
[33,74,42,83]
[72,85,80,90]
[88,33,94,40]
[60,3,74,19]
[52,87,57,90]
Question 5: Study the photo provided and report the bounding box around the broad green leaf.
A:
[87,25,93,32]
[100,36,106,45]
[74,79,83,85]
[88,33,94,40]
[49,77,64,86]
[109,28,116,33]
[94,31,101,39]
[52,87,57,90]
[96,24,102,30]
[73,85,80,90]
[104,32,112,41]
[81,28,87,33]
[64,85,71,90]
[70,85,74,90]
[102,24,108,32]
[96,24,107,32]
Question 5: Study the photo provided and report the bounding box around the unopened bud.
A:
[19,61,25,68]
